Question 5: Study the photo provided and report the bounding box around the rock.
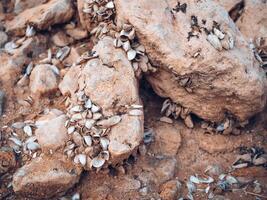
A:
[66,28,88,40]
[52,31,73,47]
[35,110,68,151]
[14,0,47,14]
[150,122,182,156]
[0,52,29,86]
[114,177,141,192]
[6,0,74,36]
[108,114,143,164]
[0,91,5,116]
[205,164,223,176]
[62,47,81,67]
[77,0,91,31]
[12,154,81,199]
[197,132,253,154]
[0,31,8,47]
[236,0,267,41]
[7,34,48,57]
[59,64,82,96]
[155,158,177,184]
[0,147,16,174]
[29,64,59,96]
[159,180,181,200]
[115,0,267,123]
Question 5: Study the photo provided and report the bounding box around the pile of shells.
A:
[160,99,194,128]
[251,37,267,69]
[64,90,121,170]
[206,25,235,51]
[232,146,267,169]
[113,23,157,75]
[3,121,41,163]
[83,0,115,24]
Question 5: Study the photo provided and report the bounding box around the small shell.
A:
[12,122,25,129]
[207,34,222,51]
[56,46,71,61]
[93,112,102,120]
[128,29,135,40]
[49,65,60,76]
[25,25,36,37]
[72,132,83,146]
[27,142,40,151]
[253,155,266,166]
[97,115,121,128]
[92,156,105,168]
[226,175,238,185]
[83,135,92,146]
[70,105,83,113]
[71,113,83,121]
[127,49,137,61]
[72,193,80,200]
[232,162,248,169]
[85,119,95,129]
[159,117,173,124]
[184,115,194,128]
[91,105,100,113]
[213,28,225,40]
[100,150,110,160]
[26,62,34,75]
[84,99,92,109]
[129,109,143,116]
[23,125,32,136]
[67,126,75,134]
[113,38,123,48]
[161,99,171,114]
[105,1,114,9]
[100,137,109,150]
[130,104,143,109]
[25,136,37,144]
[123,41,131,52]
[9,137,22,146]
[77,154,87,166]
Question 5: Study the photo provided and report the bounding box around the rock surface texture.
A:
[12,154,81,199]
[115,0,267,122]
[6,0,74,36]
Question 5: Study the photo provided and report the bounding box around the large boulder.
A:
[236,0,267,41]
[115,0,267,122]
[6,0,74,36]
[12,154,81,199]
[59,36,143,164]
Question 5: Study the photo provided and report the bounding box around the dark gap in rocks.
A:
[229,0,245,22]
[108,166,118,177]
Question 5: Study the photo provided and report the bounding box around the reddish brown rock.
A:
[159,180,181,200]
[6,0,74,36]
[12,154,81,199]
[115,0,267,123]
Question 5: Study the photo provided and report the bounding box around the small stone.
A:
[159,117,173,124]
[66,28,88,40]
[159,180,181,200]
[52,31,73,47]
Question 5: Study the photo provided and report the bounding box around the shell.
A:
[129,109,143,116]
[26,62,34,75]
[97,115,121,128]
[25,25,36,37]
[56,46,71,61]
[127,49,137,61]
[91,105,100,113]
[159,116,173,124]
[130,104,143,109]
[93,112,102,120]
[207,34,222,51]
[253,155,266,166]
[70,105,83,113]
[105,1,114,9]
[84,99,92,109]
[100,150,110,160]
[25,136,37,144]
[123,41,131,52]
[67,126,75,134]
[213,28,225,40]
[23,125,33,136]
[71,113,83,121]
[83,135,92,146]
[225,175,238,184]
[77,154,87,166]
[49,65,60,76]
[85,119,95,129]
[92,156,105,168]
[12,122,25,129]
[72,132,83,146]
[72,193,80,200]
[113,38,123,48]
[9,137,22,146]
[100,137,109,150]
[184,115,194,128]
[27,142,40,151]
[161,99,171,114]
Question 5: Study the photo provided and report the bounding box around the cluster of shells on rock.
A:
[113,23,157,76]
[160,99,194,128]
[206,25,235,51]
[64,90,121,170]
[2,121,41,164]
[83,0,115,23]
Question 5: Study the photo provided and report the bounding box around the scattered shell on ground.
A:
[26,142,40,151]
[72,132,83,146]
[56,46,71,61]
[85,119,95,129]
[213,28,224,40]
[12,122,25,129]
[91,105,100,113]
[9,137,22,146]
[100,137,109,150]
[92,156,105,168]
[184,115,194,128]
[83,135,92,146]
[25,25,36,37]
[130,104,143,109]
[127,49,137,61]
[67,126,75,134]
[207,34,222,51]
[23,125,33,136]
[253,155,267,166]
[159,116,173,124]
[84,99,92,109]
[72,193,80,200]
[97,115,121,128]
[129,109,143,116]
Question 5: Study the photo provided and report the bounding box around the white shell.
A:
[100,137,109,150]
[93,112,102,120]
[70,105,83,113]
[23,125,33,136]
[105,1,114,9]
[130,104,143,109]
[207,34,222,51]
[49,65,60,75]
[213,28,225,40]
[9,137,22,146]
[67,126,75,134]
[84,99,92,109]
[129,109,143,116]
[27,142,40,151]
[72,132,83,146]
[83,135,92,146]
[97,115,121,128]
[25,136,37,144]
[26,25,36,37]
[127,49,137,61]
[72,193,80,200]
[77,154,87,166]
[91,105,100,113]
[123,41,131,52]
[85,119,95,129]
[12,122,25,129]
[92,156,105,168]
[26,62,34,75]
